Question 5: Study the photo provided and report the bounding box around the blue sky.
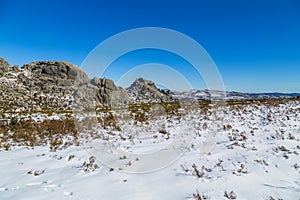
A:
[0,0,299,92]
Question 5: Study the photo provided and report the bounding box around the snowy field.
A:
[0,99,300,200]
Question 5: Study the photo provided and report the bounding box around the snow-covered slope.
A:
[1,99,299,199]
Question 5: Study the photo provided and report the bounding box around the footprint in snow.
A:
[64,191,73,196]
[0,186,19,191]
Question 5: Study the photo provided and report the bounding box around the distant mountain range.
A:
[169,90,300,101]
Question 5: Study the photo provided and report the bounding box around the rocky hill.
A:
[126,77,174,103]
[0,58,129,112]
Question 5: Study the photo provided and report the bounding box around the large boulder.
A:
[111,87,130,107]
[0,58,11,77]
[89,77,130,108]
[22,61,89,83]
[21,61,90,96]
[74,77,130,110]
[73,82,99,108]
[91,77,115,90]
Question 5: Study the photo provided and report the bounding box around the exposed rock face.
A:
[22,61,89,83]
[90,77,116,105]
[110,87,130,107]
[0,60,90,111]
[0,58,11,77]
[20,61,90,101]
[127,78,174,103]
[74,77,130,110]
[0,59,130,112]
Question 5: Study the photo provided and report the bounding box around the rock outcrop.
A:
[0,58,178,112]
[0,58,11,77]
[20,61,89,97]
[127,78,174,103]
[0,60,89,111]
[0,58,130,112]
[90,77,129,105]
[74,77,130,110]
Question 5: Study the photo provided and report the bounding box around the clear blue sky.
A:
[0,0,299,93]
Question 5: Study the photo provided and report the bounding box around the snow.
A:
[0,100,299,199]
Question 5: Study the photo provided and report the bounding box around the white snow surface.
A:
[1,100,300,200]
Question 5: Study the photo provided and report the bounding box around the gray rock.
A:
[107,80,115,90]
[74,77,130,110]
[102,78,115,90]
[73,83,99,109]
[127,77,174,103]
[111,87,130,107]
[90,77,102,87]
[56,79,73,86]
[0,58,11,76]
[22,61,89,83]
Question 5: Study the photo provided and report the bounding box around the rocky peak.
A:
[0,58,11,77]
[127,77,174,103]
[129,77,155,88]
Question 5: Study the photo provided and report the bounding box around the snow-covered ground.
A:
[0,100,299,199]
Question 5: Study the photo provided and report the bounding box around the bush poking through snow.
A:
[68,154,75,161]
[224,191,237,199]
[82,156,99,173]
[192,190,207,200]
[181,163,213,179]
[192,164,204,178]
[27,169,46,176]
[158,128,168,134]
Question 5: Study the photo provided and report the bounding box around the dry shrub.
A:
[0,117,78,150]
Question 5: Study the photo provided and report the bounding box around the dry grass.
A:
[0,117,78,150]
[0,97,299,150]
